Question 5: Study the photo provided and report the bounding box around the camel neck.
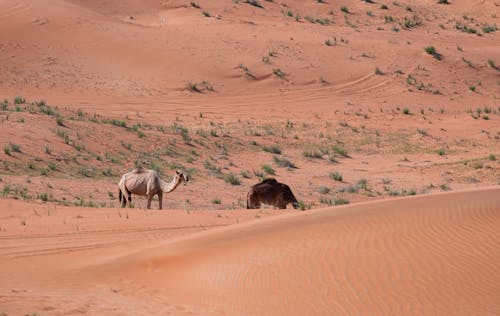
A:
[161,176,181,193]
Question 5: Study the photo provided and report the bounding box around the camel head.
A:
[176,170,189,183]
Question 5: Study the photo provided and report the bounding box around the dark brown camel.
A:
[247,178,299,209]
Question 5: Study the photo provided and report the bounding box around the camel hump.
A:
[132,166,145,174]
[262,178,278,185]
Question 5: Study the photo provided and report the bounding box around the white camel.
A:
[118,167,188,210]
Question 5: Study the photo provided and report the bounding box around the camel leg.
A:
[146,194,153,209]
[158,191,163,210]
[119,189,125,208]
[124,188,132,208]
[247,194,260,209]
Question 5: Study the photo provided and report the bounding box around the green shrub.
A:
[425,46,441,60]
[14,96,25,104]
[330,171,343,182]
[273,156,297,169]
[262,164,275,175]
[224,173,241,185]
[9,142,21,153]
[333,197,349,205]
[262,145,281,154]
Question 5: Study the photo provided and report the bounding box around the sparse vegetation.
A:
[333,197,349,206]
[488,59,499,70]
[425,46,441,60]
[245,0,263,8]
[262,145,282,154]
[262,164,275,175]
[14,96,25,104]
[330,171,343,182]
[273,156,297,169]
[224,173,241,185]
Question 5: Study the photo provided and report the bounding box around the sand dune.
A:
[2,188,498,315]
[92,187,500,315]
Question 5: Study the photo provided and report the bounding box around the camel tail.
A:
[118,189,123,204]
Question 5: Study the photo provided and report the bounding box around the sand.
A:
[1,0,499,314]
[1,188,499,315]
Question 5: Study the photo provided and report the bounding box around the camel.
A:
[118,167,188,210]
[247,178,300,209]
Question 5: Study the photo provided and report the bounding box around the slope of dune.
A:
[1,187,499,315]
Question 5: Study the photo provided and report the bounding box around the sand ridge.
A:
[1,187,499,315]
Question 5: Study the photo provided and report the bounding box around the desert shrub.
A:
[262,145,281,154]
[273,156,297,169]
[245,0,263,8]
[482,24,498,33]
[357,178,368,190]
[224,173,241,185]
[425,46,441,60]
[37,193,49,202]
[1,184,11,196]
[317,186,331,194]
[333,197,349,205]
[9,142,21,153]
[303,150,323,159]
[14,96,25,104]
[330,171,343,182]
[332,146,349,158]
[102,168,114,177]
[487,59,498,70]
[262,164,275,175]
[56,116,64,126]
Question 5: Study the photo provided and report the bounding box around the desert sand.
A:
[1,0,499,314]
